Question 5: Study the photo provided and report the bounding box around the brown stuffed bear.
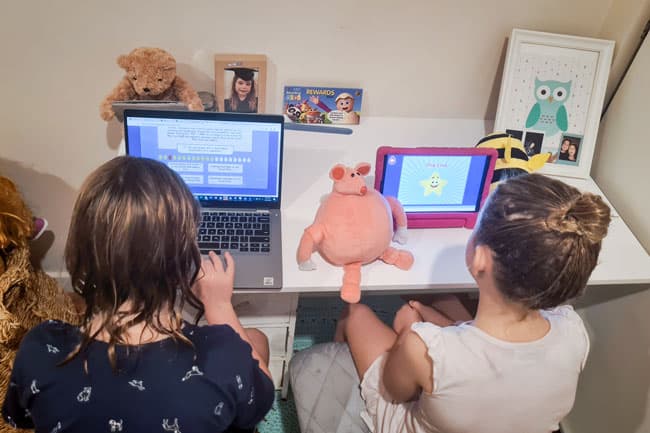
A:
[99,47,204,121]
[0,176,81,433]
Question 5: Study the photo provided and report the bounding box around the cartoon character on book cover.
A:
[283,86,363,125]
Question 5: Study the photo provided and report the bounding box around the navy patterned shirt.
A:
[2,320,274,432]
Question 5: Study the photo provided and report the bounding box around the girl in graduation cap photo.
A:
[224,67,258,113]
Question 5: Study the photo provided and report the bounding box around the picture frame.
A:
[214,54,267,114]
[494,29,614,179]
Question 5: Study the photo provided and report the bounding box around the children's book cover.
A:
[283,86,363,125]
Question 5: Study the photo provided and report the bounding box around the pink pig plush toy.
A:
[296,162,414,303]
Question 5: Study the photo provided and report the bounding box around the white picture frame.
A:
[494,29,614,179]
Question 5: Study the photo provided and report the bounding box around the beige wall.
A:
[599,0,650,105]
[593,19,650,251]
[564,8,650,433]
[0,0,624,272]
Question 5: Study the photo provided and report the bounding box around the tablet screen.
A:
[380,153,491,213]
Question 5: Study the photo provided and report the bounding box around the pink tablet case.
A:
[374,146,497,229]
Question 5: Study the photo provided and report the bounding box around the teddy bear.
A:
[0,176,82,433]
[475,132,551,190]
[296,162,414,303]
[99,47,204,121]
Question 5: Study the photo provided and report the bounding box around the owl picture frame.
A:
[495,29,614,179]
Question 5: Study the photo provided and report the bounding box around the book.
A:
[283,86,363,125]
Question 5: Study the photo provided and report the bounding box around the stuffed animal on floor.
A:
[100,47,204,121]
[0,176,81,433]
[296,163,414,303]
[475,132,551,190]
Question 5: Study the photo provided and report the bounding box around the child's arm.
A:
[382,330,433,402]
[193,252,272,379]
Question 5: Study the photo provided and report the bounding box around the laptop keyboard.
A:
[198,211,271,255]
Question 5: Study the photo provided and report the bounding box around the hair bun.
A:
[547,192,611,243]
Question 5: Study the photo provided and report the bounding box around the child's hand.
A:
[393,303,423,334]
[408,300,454,327]
[192,251,235,309]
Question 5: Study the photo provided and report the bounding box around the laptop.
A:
[124,109,284,289]
[375,146,497,229]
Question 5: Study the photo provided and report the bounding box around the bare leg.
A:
[401,293,474,322]
[392,303,423,334]
[430,294,474,322]
[245,328,270,365]
[334,304,397,379]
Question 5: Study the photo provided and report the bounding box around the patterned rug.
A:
[258,294,404,433]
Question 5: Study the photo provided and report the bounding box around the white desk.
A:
[277,175,649,294]
[121,116,650,395]
[245,116,650,294]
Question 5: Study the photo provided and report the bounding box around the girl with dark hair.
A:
[224,68,258,113]
[559,138,571,160]
[2,156,274,432]
[568,142,579,162]
[332,173,611,433]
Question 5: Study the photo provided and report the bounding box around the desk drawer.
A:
[233,293,297,326]
[181,293,297,328]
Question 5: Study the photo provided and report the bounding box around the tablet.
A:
[375,146,497,229]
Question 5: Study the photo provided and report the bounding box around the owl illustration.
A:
[525,78,571,137]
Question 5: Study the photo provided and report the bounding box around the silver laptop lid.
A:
[124,110,284,210]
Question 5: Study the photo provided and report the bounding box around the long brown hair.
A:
[64,156,204,369]
[474,174,611,309]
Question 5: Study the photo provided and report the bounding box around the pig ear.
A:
[329,164,346,181]
[355,162,371,176]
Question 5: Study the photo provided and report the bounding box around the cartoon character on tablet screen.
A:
[420,172,448,196]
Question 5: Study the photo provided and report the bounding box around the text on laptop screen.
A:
[380,154,491,213]
[126,116,282,203]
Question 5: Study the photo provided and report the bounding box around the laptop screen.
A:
[379,153,491,213]
[124,110,284,208]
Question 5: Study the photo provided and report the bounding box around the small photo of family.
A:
[556,134,582,164]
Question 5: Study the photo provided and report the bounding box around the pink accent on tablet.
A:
[375,146,497,229]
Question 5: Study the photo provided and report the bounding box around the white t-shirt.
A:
[360,305,589,433]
